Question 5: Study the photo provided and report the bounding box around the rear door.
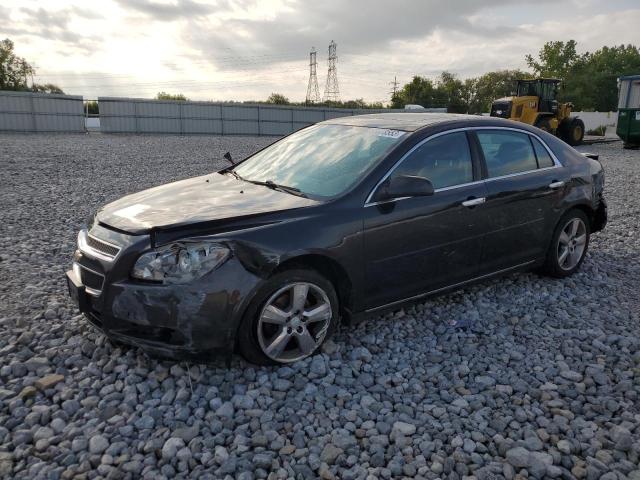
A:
[363,131,489,309]
[474,129,569,272]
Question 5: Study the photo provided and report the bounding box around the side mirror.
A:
[373,175,434,202]
[223,151,234,165]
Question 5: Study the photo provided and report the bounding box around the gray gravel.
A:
[0,133,639,480]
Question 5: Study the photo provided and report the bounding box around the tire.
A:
[541,209,590,278]
[535,117,552,133]
[560,118,585,146]
[237,268,339,365]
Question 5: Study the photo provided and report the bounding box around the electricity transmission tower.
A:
[305,47,321,104]
[323,40,340,102]
[389,76,399,97]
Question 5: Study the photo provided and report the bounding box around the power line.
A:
[323,40,340,102]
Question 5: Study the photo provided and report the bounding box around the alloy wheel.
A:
[257,282,332,363]
[557,218,587,271]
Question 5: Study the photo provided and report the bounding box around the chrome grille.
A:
[85,234,121,259]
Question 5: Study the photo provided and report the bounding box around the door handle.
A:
[462,197,486,207]
[549,181,565,189]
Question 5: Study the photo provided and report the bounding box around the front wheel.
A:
[542,210,590,278]
[237,269,338,365]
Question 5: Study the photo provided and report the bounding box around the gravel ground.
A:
[0,134,639,480]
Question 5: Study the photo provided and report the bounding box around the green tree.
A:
[526,40,640,110]
[0,38,35,91]
[1,38,65,94]
[156,91,188,101]
[565,44,640,110]
[525,40,579,80]
[266,92,289,104]
[437,71,468,113]
[391,76,444,109]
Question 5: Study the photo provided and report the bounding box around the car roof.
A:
[321,113,511,132]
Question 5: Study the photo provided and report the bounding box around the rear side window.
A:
[531,137,555,168]
[477,130,538,177]
[392,132,473,189]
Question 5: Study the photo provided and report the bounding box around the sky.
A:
[1,0,639,103]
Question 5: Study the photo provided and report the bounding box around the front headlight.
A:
[132,241,230,284]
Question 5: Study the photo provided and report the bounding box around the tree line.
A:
[391,41,640,113]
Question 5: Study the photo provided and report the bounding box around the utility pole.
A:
[305,47,320,104]
[323,40,340,103]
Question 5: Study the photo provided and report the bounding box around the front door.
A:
[363,131,489,309]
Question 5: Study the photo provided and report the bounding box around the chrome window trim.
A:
[364,126,562,207]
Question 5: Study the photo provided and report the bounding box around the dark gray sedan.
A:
[67,114,607,365]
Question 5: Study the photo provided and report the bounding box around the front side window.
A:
[477,130,538,178]
[233,124,406,198]
[391,132,473,189]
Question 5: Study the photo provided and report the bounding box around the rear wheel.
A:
[237,269,338,365]
[542,209,590,278]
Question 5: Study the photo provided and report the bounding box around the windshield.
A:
[232,124,406,198]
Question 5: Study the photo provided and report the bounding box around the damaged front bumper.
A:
[66,225,262,361]
[592,196,607,233]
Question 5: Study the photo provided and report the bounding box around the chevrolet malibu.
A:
[66,114,607,365]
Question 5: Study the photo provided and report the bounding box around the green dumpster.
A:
[617,74,640,148]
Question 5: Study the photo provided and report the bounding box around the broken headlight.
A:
[132,242,230,284]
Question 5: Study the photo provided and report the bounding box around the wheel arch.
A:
[567,203,597,232]
[544,203,594,254]
[271,253,354,323]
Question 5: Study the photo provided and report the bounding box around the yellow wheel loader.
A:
[490,78,585,146]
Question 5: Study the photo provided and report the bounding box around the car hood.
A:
[96,172,320,234]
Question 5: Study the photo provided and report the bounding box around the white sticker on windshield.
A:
[378,129,406,138]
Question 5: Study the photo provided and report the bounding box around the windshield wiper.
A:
[245,179,308,198]
[224,170,244,181]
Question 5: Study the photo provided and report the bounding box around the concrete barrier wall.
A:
[0,91,85,132]
[98,97,444,135]
[573,111,617,132]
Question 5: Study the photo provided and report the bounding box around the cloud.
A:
[0,5,9,21]
[182,0,559,71]
[10,6,101,53]
[113,0,217,20]
[2,0,639,102]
